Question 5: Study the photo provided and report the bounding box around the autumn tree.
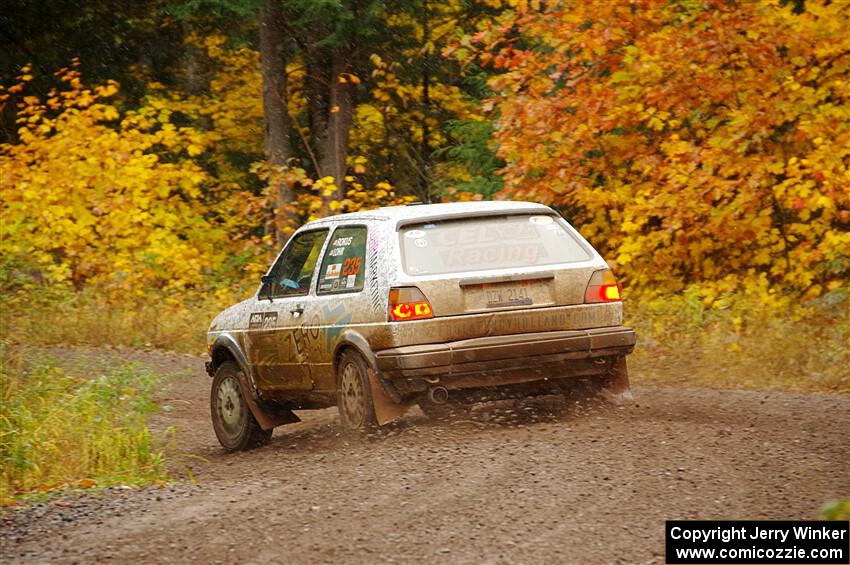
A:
[0,0,506,288]
[351,0,504,201]
[169,1,501,226]
[472,0,850,298]
[0,0,208,142]
[0,64,230,292]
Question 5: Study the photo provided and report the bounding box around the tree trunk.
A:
[181,22,206,95]
[307,48,354,208]
[420,0,432,202]
[259,0,294,245]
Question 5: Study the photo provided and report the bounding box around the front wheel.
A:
[336,350,378,433]
[210,361,272,451]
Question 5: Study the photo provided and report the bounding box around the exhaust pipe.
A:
[428,386,449,404]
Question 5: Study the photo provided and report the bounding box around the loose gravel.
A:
[1,349,847,564]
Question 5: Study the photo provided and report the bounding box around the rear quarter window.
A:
[317,226,367,293]
[399,214,591,276]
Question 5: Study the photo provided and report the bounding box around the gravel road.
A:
[2,349,848,564]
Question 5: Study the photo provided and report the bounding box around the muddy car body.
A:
[206,201,636,449]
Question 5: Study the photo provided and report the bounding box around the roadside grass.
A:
[1,282,846,394]
[0,346,170,505]
[627,290,849,394]
[0,289,224,353]
[820,500,850,521]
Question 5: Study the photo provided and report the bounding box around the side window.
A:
[264,229,329,298]
[317,226,367,294]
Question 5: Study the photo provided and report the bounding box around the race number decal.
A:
[342,256,362,276]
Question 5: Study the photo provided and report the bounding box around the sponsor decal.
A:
[325,263,342,278]
[439,244,545,266]
[248,311,278,329]
[405,229,426,238]
[414,238,428,248]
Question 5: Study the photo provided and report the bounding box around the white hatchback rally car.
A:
[206,201,636,450]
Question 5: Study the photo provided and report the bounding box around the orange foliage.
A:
[474,0,850,298]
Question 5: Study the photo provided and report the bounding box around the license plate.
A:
[463,279,553,311]
[484,285,533,307]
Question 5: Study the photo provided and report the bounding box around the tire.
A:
[210,361,272,451]
[336,350,378,433]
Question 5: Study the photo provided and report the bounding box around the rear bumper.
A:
[374,326,635,393]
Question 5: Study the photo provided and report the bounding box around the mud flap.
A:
[367,368,411,425]
[235,371,301,431]
[598,355,635,405]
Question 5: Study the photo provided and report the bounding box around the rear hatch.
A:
[397,212,603,317]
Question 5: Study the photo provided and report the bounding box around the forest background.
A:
[1,0,848,501]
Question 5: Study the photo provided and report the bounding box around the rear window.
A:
[399,214,591,276]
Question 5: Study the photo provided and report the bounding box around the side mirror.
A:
[259,275,275,302]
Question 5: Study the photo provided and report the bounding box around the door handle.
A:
[290,305,304,316]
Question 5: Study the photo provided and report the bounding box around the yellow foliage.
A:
[137,34,411,264]
[628,285,849,393]
[0,66,229,293]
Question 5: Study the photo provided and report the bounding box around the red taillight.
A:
[584,270,623,303]
[388,287,434,321]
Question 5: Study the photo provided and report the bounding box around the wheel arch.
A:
[332,330,378,373]
[332,329,403,405]
[209,334,254,390]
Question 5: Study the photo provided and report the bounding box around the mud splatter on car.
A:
[205,201,635,449]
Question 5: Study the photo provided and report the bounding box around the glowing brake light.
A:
[388,287,434,321]
[584,270,623,303]
[602,284,621,301]
[391,302,433,320]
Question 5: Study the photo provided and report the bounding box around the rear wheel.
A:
[210,361,272,451]
[336,350,378,432]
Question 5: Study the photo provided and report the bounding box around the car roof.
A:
[304,200,554,229]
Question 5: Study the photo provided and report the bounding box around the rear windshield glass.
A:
[399,214,591,276]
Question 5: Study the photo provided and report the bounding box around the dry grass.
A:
[0,346,170,504]
[1,286,847,394]
[0,291,225,353]
[626,292,849,394]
